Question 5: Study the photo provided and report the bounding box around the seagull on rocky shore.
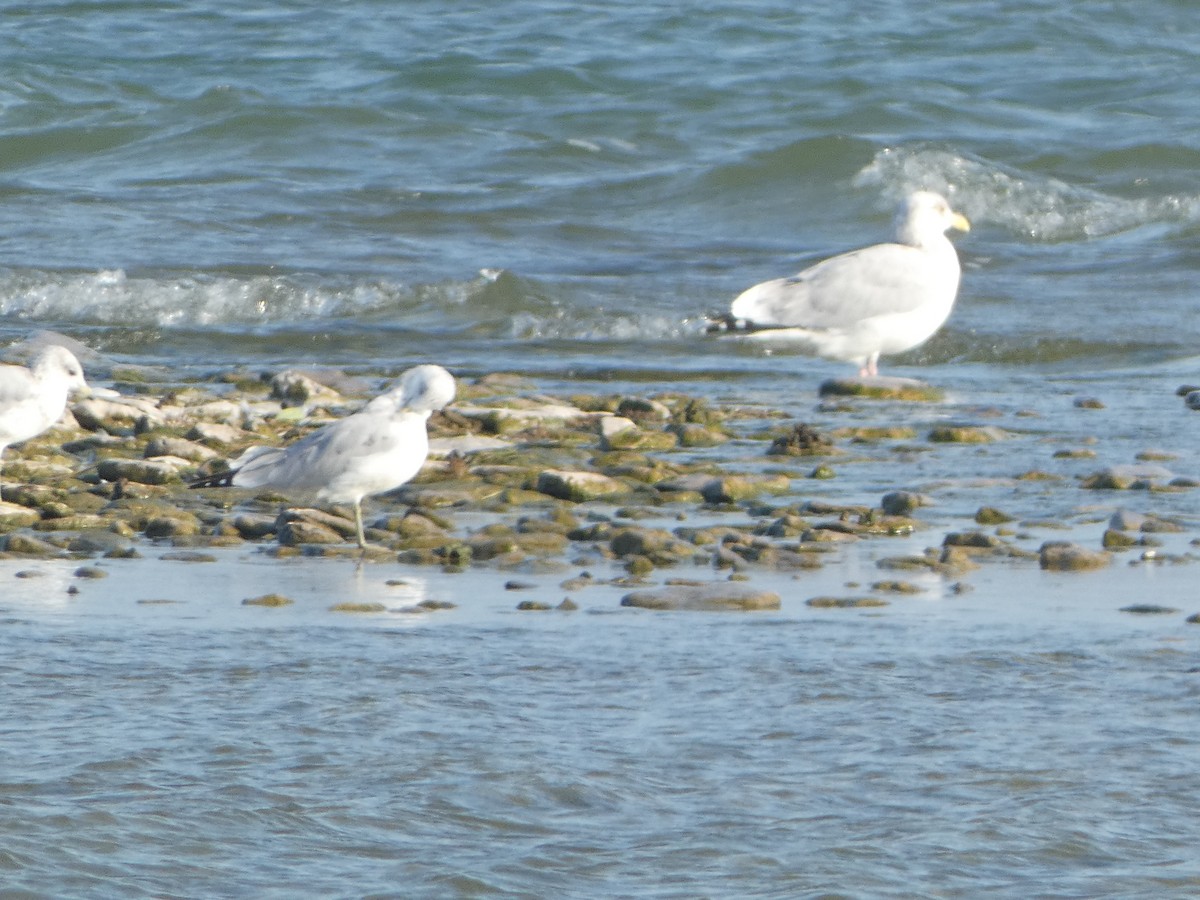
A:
[0,345,90,499]
[708,190,970,377]
[190,364,456,549]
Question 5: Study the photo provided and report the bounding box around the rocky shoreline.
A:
[3,363,1200,622]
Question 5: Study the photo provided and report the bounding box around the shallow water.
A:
[5,1,1200,895]
[3,548,1199,897]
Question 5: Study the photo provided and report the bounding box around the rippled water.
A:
[5,1,1200,895]
[3,552,1199,897]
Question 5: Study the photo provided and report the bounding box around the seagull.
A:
[709,191,970,377]
[0,345,90,499]
[190,364,456,549]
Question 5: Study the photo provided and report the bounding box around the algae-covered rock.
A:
[700,474,790,504]
[881,491,927,516]
[806,596,889,609]
[1081,464,1173,490]
[1039,541,1111,571]
[928,425,1007,444]
[329,601,387,613]
[871,580,924,594]
[143,513,202,539]
[536,469,633,502]
[767,423,834,457]
[621,583,781,611]
[242,593,294,607]
[975,506,1015,525]
[672,423,728,448]
[1102,529,1139,550]
[0,502,40,528]
[819,376,944,402]
[97,458,185,486]
[3,534,64,556]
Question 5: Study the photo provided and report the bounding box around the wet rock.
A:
[880,491,927,516]
[806,596,889,608]
[186,422,251,445]
[871,580,923,594]
[609,526,691,562]
[66,530,136,554]
[516,600,553,611]
[1074,396,1105,409]
[620,583,781,611]
[1039,541,1111,571]
[73,396,167,432]
[73,566,107,579]
[928,425,1007,444]
[3,534,64,556]
[975,506,1015,525]
[597,415,676,451]
[97,458,186,486]
[1081,464,1173,490]
[158,551,218,562]
[143,513,202,539]
[700,474,790,504]
[270,370,342,405]
[144,436,218,462]
[818,376,944,402]
[242,593,294,607]
[672,423,728,447]
[943,531,1004,549]
[277,519,345,546]
[1102,529,1140,550]
[768,423,834,457]
[329,602,387,613]
[616,396,671,423]
[230,514,277,540]
[1119,603,1179,615]
[764,513,808,537]
[536,469,633,502]
[0,502,40,528]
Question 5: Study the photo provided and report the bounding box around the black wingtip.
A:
[188,469,237,490]
[705,312,741,334]
[706,312,768,335]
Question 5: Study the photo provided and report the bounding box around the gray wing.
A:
[233,409,412,491]
[0,366,38,409]
[730,243,946,328]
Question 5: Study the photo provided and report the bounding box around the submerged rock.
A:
[806,596,889,609]
[620,583,781,611]
[242,593,294,607]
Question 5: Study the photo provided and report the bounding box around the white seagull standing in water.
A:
[710,191,970,377]
[191,364,456,548]
[0,345,90,499]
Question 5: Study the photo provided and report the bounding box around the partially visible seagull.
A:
[190,364,456,549]
[0,345,90,498]
[710,191,970,377]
